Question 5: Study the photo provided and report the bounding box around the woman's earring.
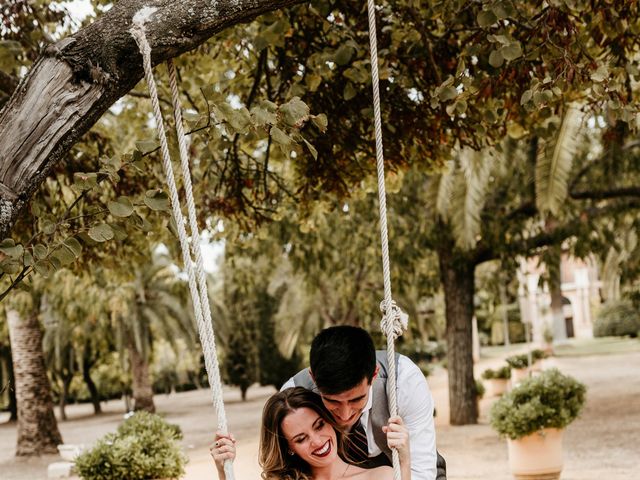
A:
[288,450,294,456]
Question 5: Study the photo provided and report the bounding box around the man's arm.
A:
[396,355,438,480]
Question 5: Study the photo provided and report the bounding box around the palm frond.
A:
[426,160,456,219]
[535,104,583,215]
[450,148,492,250]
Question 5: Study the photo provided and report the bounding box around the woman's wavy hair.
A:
[259,387,347,480]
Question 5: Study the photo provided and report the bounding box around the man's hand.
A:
[382,415,411,464]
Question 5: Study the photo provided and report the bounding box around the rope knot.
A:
[379,299,408,340]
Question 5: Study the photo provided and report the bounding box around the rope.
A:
[130,15,235,480]
[366,1,406,478]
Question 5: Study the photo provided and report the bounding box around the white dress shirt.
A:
[282,354,437,480]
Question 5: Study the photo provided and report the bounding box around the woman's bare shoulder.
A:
[346,465,393,480]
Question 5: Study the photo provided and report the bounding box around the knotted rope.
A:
[366,1,407,478]
[130,9,234,480]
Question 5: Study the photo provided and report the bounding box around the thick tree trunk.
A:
[127,342,155,413]
[6,310,62,455]
[82,347,102,415]
[0,0,305,239]
[439,249,478,426]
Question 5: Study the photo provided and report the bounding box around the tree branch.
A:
[0,0,306,239]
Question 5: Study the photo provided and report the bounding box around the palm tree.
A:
[42,270,113,417]
[108,256,194,412]
[5,291,62,455]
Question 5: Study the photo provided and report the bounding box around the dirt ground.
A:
[1,347,638,480]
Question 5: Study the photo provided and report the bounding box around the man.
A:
[282,325,446,480]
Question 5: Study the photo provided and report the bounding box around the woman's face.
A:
[281,407,338,467]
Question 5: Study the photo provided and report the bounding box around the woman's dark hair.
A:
[259,387,346,480]
[310,326,377,394]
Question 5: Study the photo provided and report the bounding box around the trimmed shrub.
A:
[475,379,486,399]
[75,412,187,480]
[482,366,511,380]
[593,300,640,338]
[490,369,586,440]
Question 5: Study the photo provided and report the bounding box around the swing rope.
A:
[130,11,235,480]
[366,1,407,478]
[131,3,403,478]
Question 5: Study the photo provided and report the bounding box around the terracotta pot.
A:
[511,367,530,385]
[486,378,509,397]
[507,428,564,480]
[531,360,543,372]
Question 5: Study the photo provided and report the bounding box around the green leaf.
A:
[439,86,458,102]
[251,106,277,126]
[225,106,251,133]
[108,197,134,218]
[590,64,608,82]
[333,45,354,66]
[489,50,504,68]
[73,172,98,191]
[305,74,322,92]
[62,237,82,257]
[88,224,115,242]
[0,238,23,258]
[280,97,310,127]
[0,258,21,274]
[477,10,498,27]
[270,126,292,146]
[135,139,160,152]
[23,251,33,267]
[303,139,318,160]
[33,260,54,278]
[144,190,171,211]
[52,246,75,266]
[34,244,47,260]
[344,82,357,101]
[311,114,328,133]
[520,89,533,106]
[501,42,522,61]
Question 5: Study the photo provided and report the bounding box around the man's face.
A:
[318,369,377,429]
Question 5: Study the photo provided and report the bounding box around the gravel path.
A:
[1,349,638,480]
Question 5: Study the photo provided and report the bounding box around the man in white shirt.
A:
[282,326,446,480]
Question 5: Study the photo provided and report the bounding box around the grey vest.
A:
[292,350,399,462]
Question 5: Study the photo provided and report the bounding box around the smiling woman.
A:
[210,387,412,480]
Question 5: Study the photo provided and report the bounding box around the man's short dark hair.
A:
[309,326,377,394]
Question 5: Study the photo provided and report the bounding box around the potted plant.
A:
[75,411,187,480]
[490,368,586,480]
[506,353,531,383]
[482,366,511,397]
[530,349,549,372]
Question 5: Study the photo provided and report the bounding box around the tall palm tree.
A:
[108,257,194,412]
[5,291,62,455]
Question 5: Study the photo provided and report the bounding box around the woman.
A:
[211,387,411,480]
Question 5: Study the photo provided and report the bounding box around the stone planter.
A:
[507,428,564,480]
[510,367,530,385]
[486,378,509,397]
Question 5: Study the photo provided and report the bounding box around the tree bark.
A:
[0,0,305,239]
[127,341,155,413]
[439,246,478,425]
[6,309,62,455]
[0,345,18,421]
[82,346,102,415]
